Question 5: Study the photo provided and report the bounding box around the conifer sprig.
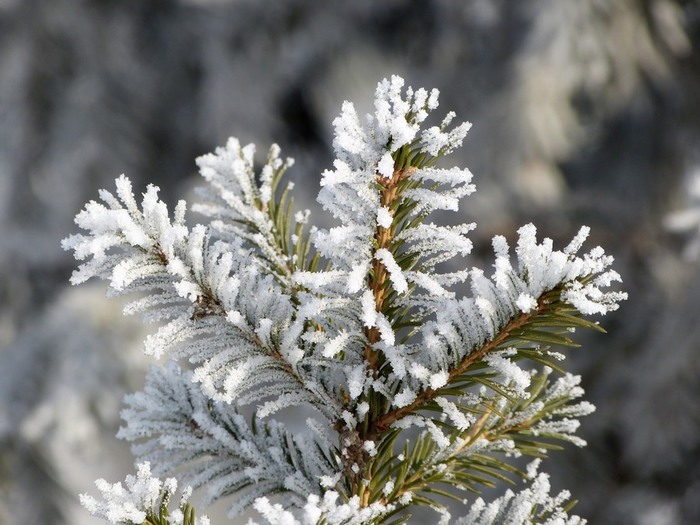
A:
[67,75,626,525]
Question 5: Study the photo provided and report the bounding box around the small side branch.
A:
[373,299,544,434]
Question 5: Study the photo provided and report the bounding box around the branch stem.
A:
[364,166,416,365]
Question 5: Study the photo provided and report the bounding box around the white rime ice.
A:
[64,75,626,524]
[454,473,586,525]
[80,462,210,525]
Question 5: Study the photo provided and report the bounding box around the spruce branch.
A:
[80,463,210,525]
[372,284,592,434]
[193,140,314,286]
[118,363,336,517]
[66,75,626,525]
[61,174,339,419]
[363,368,593,516]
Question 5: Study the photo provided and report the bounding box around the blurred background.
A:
[1,0,700,524]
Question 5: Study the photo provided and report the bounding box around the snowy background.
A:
[1,1,700,524]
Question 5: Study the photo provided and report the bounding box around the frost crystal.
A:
[377,152,395,179]
[250,492,395,525]
[393,387,417,408]
[374,248,408,294]
[516,293,538,313]
[376,206,393,228]
[80,463,210,525]
[455,474,585,525]
[485,350,532,398]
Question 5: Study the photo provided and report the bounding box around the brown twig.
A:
[364,166,416,367]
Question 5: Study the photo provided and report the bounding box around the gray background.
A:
[1,1,700,524]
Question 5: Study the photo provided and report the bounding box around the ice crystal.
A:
[455,474,585,525]
[80,462,210,525]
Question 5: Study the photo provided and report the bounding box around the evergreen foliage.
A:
[64,76,626,524]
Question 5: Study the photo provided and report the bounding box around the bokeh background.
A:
[2,1,700,524]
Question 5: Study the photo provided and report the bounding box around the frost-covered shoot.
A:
[80,462,210,525]
[64,75,626,524]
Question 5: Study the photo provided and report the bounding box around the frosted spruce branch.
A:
[65,75,626,524]
[80,462,209,525]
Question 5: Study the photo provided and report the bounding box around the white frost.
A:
[376,206,393,228]
[516,293,538,313]
[378,152,395,178]
[393,387,417,408]
[80,463,209,525]
[375,248,408,294]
